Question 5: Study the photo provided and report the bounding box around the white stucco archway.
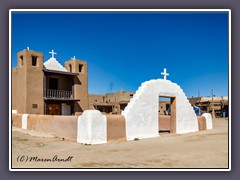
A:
[122,79,199,140]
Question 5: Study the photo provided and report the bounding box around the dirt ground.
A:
[11,118,229,169]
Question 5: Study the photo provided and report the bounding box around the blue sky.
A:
[11,11,229,97]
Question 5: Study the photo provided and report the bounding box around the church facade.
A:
[12,48,89,115]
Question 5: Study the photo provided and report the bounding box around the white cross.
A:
[161,68,169,80]
[71,56,76,59]
[49,49,57,58]
[27,47,30,50]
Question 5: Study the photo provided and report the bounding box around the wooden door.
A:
[46,104,61,115]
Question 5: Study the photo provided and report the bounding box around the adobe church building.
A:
[12,48,89,115]
[11,48,176,116]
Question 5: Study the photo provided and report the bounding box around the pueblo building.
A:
[11,48,174,116]
[12,48,89,115]
[89,89,134,114]
[188,96,228,118]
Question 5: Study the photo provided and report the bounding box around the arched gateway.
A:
[122,79,199,140]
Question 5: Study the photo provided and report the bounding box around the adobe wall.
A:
[24,50,44,114]
[12,114,22,128]
[105,91,134,103]
[52,116,78,141]
[12,49,44,114]
[27,115,54,132]
[12,111,126,144]
[197,116,207,131]
[89,91,134,105]
[12,66,26,113]
[12,112,126,144]
[11,111,211,145]
[158,115,170,131]
[12,114,78,142]
[88,94,105,110]
[106,114,126,142]
[89,94,105,104]
[11,68,18,110]
[158,114,208,132]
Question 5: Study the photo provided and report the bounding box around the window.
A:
[95,99,98,103]
[20,55,23,66]
[79,64,83,72]
[32,104,38,108]
[130,94,133,97]
[32,56,37,66]
[69,64,72,72]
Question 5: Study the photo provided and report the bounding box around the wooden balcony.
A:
[44,89,73,100]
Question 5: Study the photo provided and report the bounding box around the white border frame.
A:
[9,9,231,171]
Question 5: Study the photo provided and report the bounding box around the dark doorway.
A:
[159,96,176,134]
[95,106,113,114]
[49,78,58,90]
[120,104,128,112]
[46,104,61,115]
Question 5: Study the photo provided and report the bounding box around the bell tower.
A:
[65,57,89,115]
[15,48,44,114]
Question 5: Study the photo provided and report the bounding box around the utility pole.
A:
[211,89,215,118]
[198,91,200,115]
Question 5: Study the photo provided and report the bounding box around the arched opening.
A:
[158,96,176,134]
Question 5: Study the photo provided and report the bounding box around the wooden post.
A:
[170,97,176,133]
[211,89,216,118]
[43,73,46,97]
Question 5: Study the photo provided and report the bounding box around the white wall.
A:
[202,113,213,129]
[122,79,199,140]
[77,110,107,144]
[12,110,17,114]
[22,114,29,129]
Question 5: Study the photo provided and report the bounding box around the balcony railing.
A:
[44,89,73,99]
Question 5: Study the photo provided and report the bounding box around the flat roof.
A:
[93,103,114,107]
[44,97,80,101]
[43,69,79,76]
